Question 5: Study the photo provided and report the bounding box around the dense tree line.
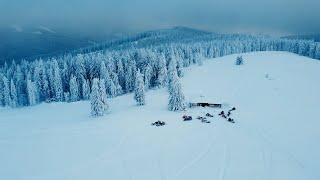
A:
[0,35,320,109]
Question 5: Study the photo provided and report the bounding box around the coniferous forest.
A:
[1,28,320,109]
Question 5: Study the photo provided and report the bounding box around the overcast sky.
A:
[1,0,319,35]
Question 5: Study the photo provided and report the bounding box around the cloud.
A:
[38,26,56,34]
[11,25,23,32]
[1,0,319,35]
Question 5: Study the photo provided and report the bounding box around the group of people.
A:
[218,107,236,123]
[151,120,166,126]
[152,107,237,127]
[196,113,212,123]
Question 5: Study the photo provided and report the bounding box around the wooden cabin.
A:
[189,103,222,108]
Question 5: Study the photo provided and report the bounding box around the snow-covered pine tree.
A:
[64,92,70,102]
[10,79,18,108]
[61,61,69,92]
[14,65,24,106]
[134,69,146,105]
[196,53,204,66]
[109,80,117,98]
[90,78,108,117]
[26,79,37,106]
[53,60,63,101]
[308,42,316,59]
[91,78,103,117]
[2,76,10,107]
[111,72,122,96]
[0,73,4,107]
[75,54,86,81]
[69,75,79,102]
[167,56,178,93]
[176,55,184,77]
[116,58,125,91]
[143,64,152,90]
[156,53,168,88]
[82,78,90,100]
[100,61,112,96]
[124,58,136,93]
[315,43,320,60]
[235,55,244,65]
[168,70,186,111]
[89,54,101,80]
[33,59,50,102]
[99,78,109,114]
[47,65,55,100]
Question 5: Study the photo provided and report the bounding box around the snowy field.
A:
[1,51,320,180]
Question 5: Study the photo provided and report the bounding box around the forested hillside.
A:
[1,27,320,108]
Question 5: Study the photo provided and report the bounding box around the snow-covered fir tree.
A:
[168,70,186,111]
[156,53,168,88]
[124,59,136,93]
[143,64,152,90]
[2,76,10,107]
[91,78,103,117]
[315,43,320,59]
[14,65,24,106]
[134,69,146,105]
[10,79,18,108]
[53,60,63,101]
[100,61,112,96]
[47,66,55,100]
[33,59,50,102]
[167,56,178,93]
[69,75,79,102]
[110,72,122,96]
[64,92,70,102]
[26,79,37,106]
[195,53,204,66]
[61,61,69,92]
[82,78,90,100]
[90,78,108,117]
[99,78,109,113]
[0,73,5,107]
[116,58,125,90]
[109,80,117,98]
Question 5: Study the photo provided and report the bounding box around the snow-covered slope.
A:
[1,52,320,180]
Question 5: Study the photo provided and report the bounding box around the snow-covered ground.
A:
[1,51,320,180]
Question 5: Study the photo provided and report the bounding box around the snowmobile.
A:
[228,118,235,123]
[151,120,166,126]
[196,116,207,120]
[206,113,213,117]
[183,115,192,121]
[218,111,227,118]
[218,111,225,116]
[201,119,211,123]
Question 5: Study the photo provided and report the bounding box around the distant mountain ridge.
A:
[1,26,319,65]
[282,34,320,42]
[0,27,122,64]
[0,27,217,64]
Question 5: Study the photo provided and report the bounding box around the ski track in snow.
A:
[69,134,129,176]
[170,134,218,180]
[218,143,230,180]
[258,128,305,169]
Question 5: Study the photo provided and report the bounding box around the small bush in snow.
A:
[235,55,244,65]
